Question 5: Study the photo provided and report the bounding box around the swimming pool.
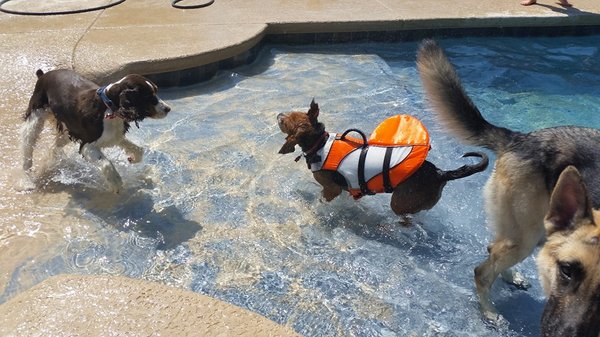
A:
[2,35,599,336]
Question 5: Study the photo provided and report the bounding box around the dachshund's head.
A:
[276,99,324,154]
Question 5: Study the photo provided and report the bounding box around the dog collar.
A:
[97,84,118,119]
[295,131,330,168]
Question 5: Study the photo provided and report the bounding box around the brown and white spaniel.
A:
[20,69,171,193]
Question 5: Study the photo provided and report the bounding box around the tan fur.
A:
[475,153,549,317]
[535,167,600,336]
[313,171,343,202]
[538,216,600,294]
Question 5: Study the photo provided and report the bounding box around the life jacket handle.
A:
[339,128,368,148]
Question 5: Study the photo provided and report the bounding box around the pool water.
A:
[2,35,599,336]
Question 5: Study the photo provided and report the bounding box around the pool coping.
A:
[2,0,600,87]
[147,22,600,87]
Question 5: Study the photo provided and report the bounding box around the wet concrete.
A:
[0,274,301,337]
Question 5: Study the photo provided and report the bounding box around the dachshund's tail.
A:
[440,151,489,181]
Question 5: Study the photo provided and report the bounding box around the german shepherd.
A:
[417,39,600,336]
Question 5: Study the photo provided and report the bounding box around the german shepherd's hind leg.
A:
[474,238,539,324]
[500,268,529,289]
[475,162,547,323]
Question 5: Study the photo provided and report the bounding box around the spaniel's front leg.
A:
[119,138,144,164]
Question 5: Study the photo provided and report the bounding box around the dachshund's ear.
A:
[278,135,297,154]
[308,99,319,125]
[279,121,310,154]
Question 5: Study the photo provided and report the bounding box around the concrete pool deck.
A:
[0,0,599,335]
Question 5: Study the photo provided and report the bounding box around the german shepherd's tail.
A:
[417,39,518,153]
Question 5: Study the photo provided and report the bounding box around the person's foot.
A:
[521,0,536,5]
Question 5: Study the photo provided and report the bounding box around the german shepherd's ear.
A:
[308,98,319,125]
[545,166,595,236]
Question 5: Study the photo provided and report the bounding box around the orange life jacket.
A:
[310,115,430,198]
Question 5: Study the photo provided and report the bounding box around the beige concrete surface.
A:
[0,0,599,336]
[0,274,301,337]
[1,0,600,82]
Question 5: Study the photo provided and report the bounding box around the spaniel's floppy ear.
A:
[117,88,141,121]
[308,98,319,125]
[119,88,137,109]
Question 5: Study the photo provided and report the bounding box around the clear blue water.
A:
[3,35,600,336]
